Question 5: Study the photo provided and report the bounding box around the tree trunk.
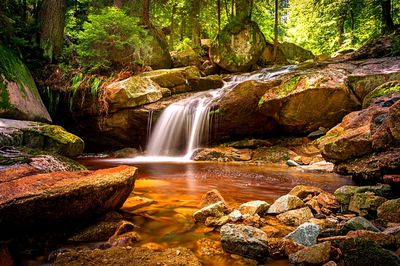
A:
[143,0,150,25]
[235,0,251,21]
[218,0,221,33]
[224,0,229,18]
[170,3,177,49]
[191,0,201,48]
[381,0,395,34]
[337,16,344,48]
[272,0,279,62]
[231,0,234,18]
[39,0,67,62]
[113,0,123,8]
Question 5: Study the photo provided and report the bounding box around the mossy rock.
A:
[363,81,400,108]
[210,21,266,72]
[0,44,51,122]
[377,198,400,225]
[140,66,201,89]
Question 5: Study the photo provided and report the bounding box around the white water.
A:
[132,66,295,163]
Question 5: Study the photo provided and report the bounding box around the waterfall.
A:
[134,66,295,162]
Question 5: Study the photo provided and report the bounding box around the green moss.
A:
[0,44,39,99]
[0,76,12,109]
[380,199,400,213]
[276,76,301,97]
[209,109,221,115]
[258,96,265,107]
[362,81,400,108]
[35,124,82,145]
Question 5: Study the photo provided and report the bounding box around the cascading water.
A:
[133,66,295,162]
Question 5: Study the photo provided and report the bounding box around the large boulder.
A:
[210,21,266,72]
[145,28,172,70]
[0,118,84,157]
[0,45,51,123]
[278,42,314,63]
[0,165,137,236]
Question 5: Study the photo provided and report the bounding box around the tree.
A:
[272,0,279,61]
[143,0,150,25]
[39,0,68,62]
[191,0,201,47]
[380,0,395,34]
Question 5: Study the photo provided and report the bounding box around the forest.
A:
[1,0,400,266]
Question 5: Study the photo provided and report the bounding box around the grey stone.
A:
[285,222,321,247]
[268,195,305,214]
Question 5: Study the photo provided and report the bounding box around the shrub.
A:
[72,7,152,73]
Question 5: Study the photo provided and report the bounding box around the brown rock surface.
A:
[0,165,136,235]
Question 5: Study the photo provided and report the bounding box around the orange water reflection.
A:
[78,159,354,266]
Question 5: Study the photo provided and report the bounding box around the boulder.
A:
[220,223,269,260]
[334,185,358,210]
[351,34,400,60]
[193,201,227,222]
[288,185,324,199]
[228,210,243,222]
[200,189,227,207]
[288,241,331,266]
[191,147,252,162]
[267,238,305,257]
[285,222,321,247]
[251,146,296,163]
[258,42,288,66]
[170,48,201,68]
[362,81,400,108]
[346,230,397,247]
[210,21,266,72]
[53,247,201,266]
[188,75,224,92]
[0,118,84,157]
[332,238,400,266]
[239,200,270,215]
[276,207,314,226]
[0,44,51,123]
[377,198,400,225]
[146,28,172,70]
[348,192,386,216]
[267,195,304,214]
[105,76,164,112]
[278,42,314,63]
[341,216,380,234]
[0,165,136,236]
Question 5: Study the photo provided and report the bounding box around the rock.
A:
[108,231,141,246]
[53,247,201,266]
[193,201,226,222]
[309,217,339,229]
[188,75,224,92]
[268,195,305,214]
[196,238,224,257]
[210,21,266,72]
[351,34,400,60]
[220,223,269,260]
[229,210,243,222]
[108,148,140,158]
[346,230,397,247]
[0,44,51,123]
[332,238,400,266]
[278,42,314,63]
[239,200,270,215]
[105,76,164,112]
[205,215,229,227]
[341,216,380,234]
[170,47,201,68]
[389,100,400,142]
[288,185,324,199]
[334,185,358,210]
[0,118,84,157]
[251,146,296,163]
[68,220,124,242]
[363,81,400,108]
[277,207,314,226]
[348,192,386,216]
[0,165,137,236]
[140,66,200,93]
[200,189,227,207]
[288,241,331,266]
[146,29,172,70]
[267,238,305,257]
[316,192,340,210]
[378,198,400,225]
[258,42,288,66]
[285,222,321,246]
[287,159,300,166]
[0,244,13,266]
[200,60,219,76]
[323,261,337,266]
[121,196,156,212]
[191,147,252,162]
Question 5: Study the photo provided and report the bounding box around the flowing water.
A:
[134,66,296,162]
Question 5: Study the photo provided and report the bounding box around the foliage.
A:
[66,7,152,73]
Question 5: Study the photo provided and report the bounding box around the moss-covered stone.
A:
[0,44,51,122]
[363,80,400,108]
[377,198,400,225]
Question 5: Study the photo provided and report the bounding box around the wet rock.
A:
[193,201,226,222]
[228,210,243,222]
[243,214,264,228]
[277,207,314,226]
[278,42,314,63]
[68,221,121,242]
[170,48,201,68]
[309,217,339,229]
[205,215,229,227]
[196,238,224,257]
[288,185,324,200]
[200,189,227,207]
[377,198,400,225]
[334,185,358,211]
[316,192,340,210]
[0,244,13,266]
[348,192,386,216]
[188,75,224,92]
[121,196,156,212]
[285,222,321,246]
[210,21,266,72]
[267,238,305,258]
[268,195,305,214]
[108,148,140,158]
[0,165,137,236]
[0,44,51,123]
[53,247,202,266]
[332,238,400,266]
[251,146,296,163]
[346,230,397,247]
[287,160,300,167]
[341,216,380,234]
[108,231,141,246]
[220,223,269,260]
[191,147,252,162]
[288,241,331,266]
[0,118,84,157]
[362,81,400,108]
[239,200,270,215]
